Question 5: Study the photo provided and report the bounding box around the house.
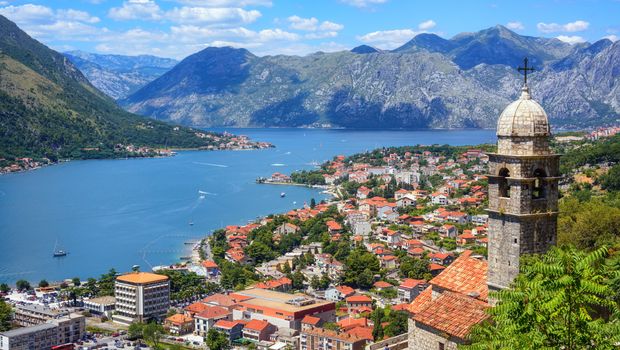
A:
[325,285,355,302]
[373,281,393,291]
[301,326,367,350]
[356,186,371,199]
[439,224,458,238]
[269,327,300,349]
[201,260,220,278]
[394,189,410,200]
[429,263,446,276]
[337,317,368,331]
[213,320,246,341]
[397,279,427,303]
[346,295,372,313]
[301,315,322,331]
[226,248,251,264]
[326,220,342,234]
[254,277,292,292]
[430,193,448,205]
[275,223,300,235]
[428,252,455,266]
[380,255,398,269]
[396,194,417,208]
[352,220,372,237]
[243,319,276,342]
[194,306,232,336]
[457,231,477,246]
[164,314,194,335]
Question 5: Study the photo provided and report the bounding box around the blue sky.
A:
[0,0,618,59]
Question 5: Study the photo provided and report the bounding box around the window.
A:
[498,168,510,198]
[439,343,445,350]
[532,169,546,199]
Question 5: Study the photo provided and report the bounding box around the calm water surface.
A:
[0,128,495,283]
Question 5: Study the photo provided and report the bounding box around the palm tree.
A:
[464,246,620,350]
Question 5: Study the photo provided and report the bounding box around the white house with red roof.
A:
[398,279,428,303]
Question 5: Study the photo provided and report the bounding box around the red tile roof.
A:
[184,302,210,314]
[413,291,489,339]
[337,317,368,330]
[195,306,231,320]
[165,313,193,325]
[244,319,271,332]
[302,315,321,326]
[214,320,243,329]
[406,285,433,315]
[373,281,393,289]
[399,279,425,289]
[346,295,372,303]
[429,250,488,301]
[429,263,445,271]
[345,326,373,341]
[336,285,355,296]
[201,260,219,268]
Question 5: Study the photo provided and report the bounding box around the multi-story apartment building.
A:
[112,272,170,325]
[0,323,58,350]
[300,326,367,350]
[11,304,85,346]
[13,305,68,327]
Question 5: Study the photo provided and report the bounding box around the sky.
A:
[0,0,618,60]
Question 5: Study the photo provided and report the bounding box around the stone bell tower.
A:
[486,60,560,292]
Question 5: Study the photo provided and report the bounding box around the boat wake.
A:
[271,163,286,166]
[193,162,228,168]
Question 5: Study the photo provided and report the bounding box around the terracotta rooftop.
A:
[116,272,168,284]
[195,306,231,320]
[345,326,373,341]
[406,285,433,315]
[165,313,193,324]
[337,317,368,330]
[184,302,210,314]
[399,278,425,289]
[346,295,372,303]
[214,320,244,329]
[373,281,393,289]
[429,250,488,301]
[244,319,271,332]
[414,291,489,339]
[302,326,366,343]
[302,315,321,326]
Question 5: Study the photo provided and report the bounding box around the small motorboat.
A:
[280,192,286,198]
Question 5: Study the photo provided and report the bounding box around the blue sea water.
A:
[0,128,495,283]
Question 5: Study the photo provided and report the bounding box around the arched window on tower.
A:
[532,168,546,199]
[498,168,510,198]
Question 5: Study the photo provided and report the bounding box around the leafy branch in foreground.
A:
[463,246,620,350]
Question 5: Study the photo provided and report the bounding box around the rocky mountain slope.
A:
[121,25,620,129]
[64,51,177,99]
[0,15,236,162]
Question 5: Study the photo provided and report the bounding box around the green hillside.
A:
[0,15,228,165]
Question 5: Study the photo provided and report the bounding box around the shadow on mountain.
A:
[250,93,319,127]
[325,89,436,128]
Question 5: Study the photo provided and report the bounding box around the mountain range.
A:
[0,15,232,162]
[117,25,619,129]
[64,51,178,100]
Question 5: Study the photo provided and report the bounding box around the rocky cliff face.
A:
[64,51,177,100]
[120,25,620,129]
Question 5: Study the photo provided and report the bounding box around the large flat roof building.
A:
[231,288,335,330]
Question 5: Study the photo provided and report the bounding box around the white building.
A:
[112,272,170,325]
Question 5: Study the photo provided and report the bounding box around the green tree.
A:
[38,280,49,288]
[310,276,321,290]
[291,270,305,290]
[465,246,620,350]
[310,198,316,209]
[142,323,164,348]
[0,299,12,332]
[383,310,409,337]
[371,308,384,341]
[206,329,230,350]
[15,280,30,291]
[0,283,9,293]
[72,277,81,287]
[127,322,144,340]
[399,256,430,279]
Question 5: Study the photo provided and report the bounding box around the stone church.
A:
[406,78,559,350]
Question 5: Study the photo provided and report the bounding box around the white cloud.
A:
[167,7,261,25]
[418,20,435,31]
[506,21,524,30]
[305,31,338,39]
[0,4,102,40]
[357,29,417,49]
[287,16,343,33]
[603,34,618,42]
[172,0,272,6]
[537,20,589,33]
[287,15,318,31]
[340,0,387,8]
[319,21,343,31]
[108,0,163,21]
[556,35,586,44]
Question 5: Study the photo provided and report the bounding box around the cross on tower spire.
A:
[517,57,535,85]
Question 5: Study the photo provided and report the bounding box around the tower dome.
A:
[497,85,550,137]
